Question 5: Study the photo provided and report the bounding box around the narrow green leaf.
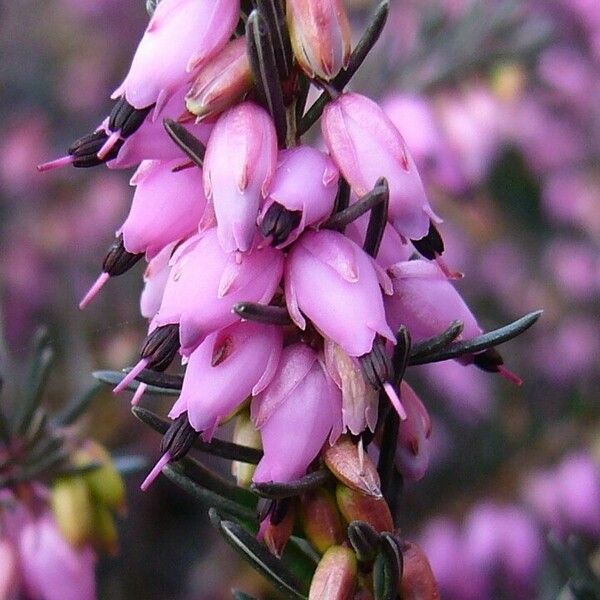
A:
[409,321,464,360]
[408,310,543,365]
[163,119,205,167]
[93,370,180,396]
[55,381,104,426]
[251,469,332,499]
[132,406,263,464]
[210,509,308,599]
[163,465,257,523]
[324,181,388,230]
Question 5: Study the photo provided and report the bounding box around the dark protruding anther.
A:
[68,131,124,168]
[411,220,444,260]
[160,412,199,462]
[140,324,181,372]
[163,119,206,167]
[363,177,389,258]
[246,9,287,145]
[359,337,392,390]
[260,202,302,246]
[102,234,144,277]
[108,96,154,138]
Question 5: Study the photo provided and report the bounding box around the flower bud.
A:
[231,411,262,488]
[322,93,440,241]
[287,0,352,81]
[399,541,441,600]
[92,503,119,556]
[120,159,207,259]
[169,321,283,435]
[323,436,381,497]
[140,243,175,319]
[300,488,345,554]
[51,477,95,547]
[112,0,239,112]
[204,102,278,253]
[308,545,357,600]
[335,484,394,533]
[395,382,432,482]
[186,37,253,121]
[76,441,127,513]
[18,512,97,600]
[251,344,342,483]
[285,229,394,357]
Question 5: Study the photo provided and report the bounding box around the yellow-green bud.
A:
[231,411,262,488]
[92,502,119,556]
[51,476,95,547]
[300,488,345,554]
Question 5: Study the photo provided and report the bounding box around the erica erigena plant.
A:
[39,0,541,597]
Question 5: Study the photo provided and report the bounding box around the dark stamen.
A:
[160,413,199,461]
[411,221,444,260]
[102,234,144,277]
[359,337,392,390]
[260,202,302,246]
[140,324,181,372]
[68,131,123,168]
[472,347,504,373]
[109,96,154,138]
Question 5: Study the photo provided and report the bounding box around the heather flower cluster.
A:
[0,332,126,600]
[39,0,541,596]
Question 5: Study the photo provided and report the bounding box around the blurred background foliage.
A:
[0,0,598,598]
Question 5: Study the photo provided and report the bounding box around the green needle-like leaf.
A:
[251,469,332,499]
[93,370,180,396]
[163,119,205,167]
[408,310,543,366]
[210,509,308,599]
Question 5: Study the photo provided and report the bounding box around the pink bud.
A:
[120,159,207,259]
[285,229,395,357]
[395,382,432,481]
[18,513,97,600]
[322,93,440,240]
[154,228,284,355]
[251,344,342,482]
[186,37,252,121]
[386,260,482,342]
[140,243,175,319]
[287,0,352,81]
[112,0,239,113]
[204,102,278,253]
[169,322,283,435]
[259,145,339,247]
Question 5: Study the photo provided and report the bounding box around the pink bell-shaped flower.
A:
[258,145,339,248]
[111,0,239,113]
[386,259,482,342]
[18,512,97,600]
[395,382,432,481]
[204,102,278,253]
[169,322,283,435]
[322,93,440,241]
[120,159,207,259]
[285,229,395,357]
[140,243,175,319]
[251,344,342,483]
[154,228,284,356]
[286,0,352,81]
